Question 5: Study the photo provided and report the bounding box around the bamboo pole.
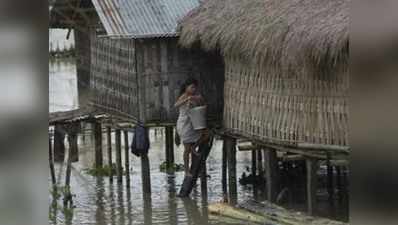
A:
[165,126,174,173]
[251,150,257,176]
[222,140,228,201]
[115,129,123,183]
[226,136,237,205]
[200,162,208,197]
[49,137,56,186]
[64,140,73,206]
[94,122,103,168]
[124,130,130,184]
[264,148,279,203]
[306,158,318,215]
[106,126,113,182]
[326,154,334,205]
[54,124,65,162]
[68,130,79,162]
[141,153,151,194]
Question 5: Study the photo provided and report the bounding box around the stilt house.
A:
[179,0,349,149]
[89,0,224,124]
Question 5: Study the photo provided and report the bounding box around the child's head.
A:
[180,77,199,95]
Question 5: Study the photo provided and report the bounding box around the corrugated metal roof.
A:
[91,0,200,37]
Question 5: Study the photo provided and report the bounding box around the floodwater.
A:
[49,29,348,225]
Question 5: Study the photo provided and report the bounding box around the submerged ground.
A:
[49,35,348,224]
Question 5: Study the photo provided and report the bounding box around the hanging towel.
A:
[131,125,150,157]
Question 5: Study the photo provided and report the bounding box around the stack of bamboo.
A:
[209,200,347,225]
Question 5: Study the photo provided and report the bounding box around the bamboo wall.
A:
[90,37,224,124]
[223,56,349,146]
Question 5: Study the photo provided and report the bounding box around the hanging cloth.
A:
[131,125,150,157]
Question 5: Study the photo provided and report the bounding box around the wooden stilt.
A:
[257,150,263,176]
[124,130,130,184]
[67,123,79,163]
[251,150,257,176]
[200,162,208,197]
[53,124,65,162]
[306,158,318,215]
[106,126,113,181]
[264,149,279,203]
[49,137,56,186]
[141,153,151,194]
[64,140,73,206]
[226,136,237,205]
[143,193,153,224]
[326,154,334,204]
[336,166,343,202]
[251,150,258,199]
[81,122,86,144]
[222,141,228,201]
[115,129,123,183]
[165,126,174,173]
[94,122,103,168]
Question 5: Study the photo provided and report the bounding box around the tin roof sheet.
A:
[91,0,200,37]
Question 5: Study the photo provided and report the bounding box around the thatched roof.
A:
[178,0,349,70]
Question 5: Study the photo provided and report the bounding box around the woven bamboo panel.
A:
[223,56,349,146]
[90,37,224,124]
[90,37,140,120]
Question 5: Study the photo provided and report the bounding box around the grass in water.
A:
[159,161,184,173]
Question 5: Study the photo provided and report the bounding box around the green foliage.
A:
[159,161,184,173]
[49,184,76,222]
[84,163,123,177]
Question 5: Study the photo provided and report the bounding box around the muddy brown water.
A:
[49,51,348,225]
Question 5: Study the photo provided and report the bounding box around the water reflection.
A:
[167,175,177,225]
[182,198,208,225]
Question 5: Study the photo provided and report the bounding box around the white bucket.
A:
[189,105,207,130]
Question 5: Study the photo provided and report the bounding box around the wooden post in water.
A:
[49,137,56,186]
[336,166,343,202]
[257,150,263,176]
[106,126,113,181]
[251,150,257,176]
[306,158,319,215]
[64,139,73,206]
[222,141,228,201]
[225,136,237,205]
[165,126,175,172]
[264,148,279,203]
[81,122,86,144]
[94,122,103,168]
[326,154,334,205]
[53,124,65,162]
[251,149,257,198]
[66,123,79,162]
[141,153,151,194]
[200,162,208,197]
[115,129,123,183]
[124,130,130,184]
